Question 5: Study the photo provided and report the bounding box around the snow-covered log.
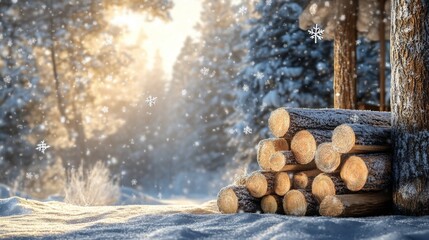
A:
[290,129,332,164]
[341,154,391,192]
[257,138,289,171]
[217,185,261,214]
[312,173,348,203]
[268,108,391,139]
[315,143,342,173]
[283,189,318,216]
[269,151,316,172]
[261,195,284,214]
[245,171,291,198]
[332,124,391,153]
[293,169,322,190]
[319,192,391,217]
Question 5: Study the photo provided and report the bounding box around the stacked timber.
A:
[217,107,392,217]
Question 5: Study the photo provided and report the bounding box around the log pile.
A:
[217,108,393,217]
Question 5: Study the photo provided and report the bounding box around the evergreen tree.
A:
[229,0,333,166]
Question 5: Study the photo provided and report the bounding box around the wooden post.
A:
[391,0,429,215]
[378,0,386,111]
[334,0,358,109]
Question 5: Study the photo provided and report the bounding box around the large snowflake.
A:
[145,96,157,107]
[36,140,50,154]
[308,24,324,43]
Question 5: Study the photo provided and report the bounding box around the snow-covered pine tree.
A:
[229,0,333,166]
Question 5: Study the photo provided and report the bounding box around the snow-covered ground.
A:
[1,196,429,239]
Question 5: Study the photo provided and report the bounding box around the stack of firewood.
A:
[217,108,393,217]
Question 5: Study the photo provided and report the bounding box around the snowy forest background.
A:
[0,0,390,199]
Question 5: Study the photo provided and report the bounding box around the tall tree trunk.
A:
[378,0,386,111]
[334,0,358,109]
[391,0,429,215]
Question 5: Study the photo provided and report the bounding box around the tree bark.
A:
[283,189,318,216]
[268,108,390,139]
[340,154,391,192]
[332,124,391,153]
[379,0,386,111]
[319,192,392,217]
[334,0,358,109]
[217,185,261,214]
[391,0,429,215]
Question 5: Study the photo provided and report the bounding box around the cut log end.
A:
[293,172,310,189]
[312,173,336,202]
[319,195,345,217]
[257,139,289,170]
[291,130,317,164]
[283,190,308,216]
[270,152,287,172]
[315,143,341,173]
[332,124,355,153]
[246,172,268,198]
[274,172,291,196]
[268,108,290,138]
[217,187,239,214]
[261,195,282,214]
[340,156,368,191]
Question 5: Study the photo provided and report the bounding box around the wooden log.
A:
[217,185,261,214]
[293,169,322,190]
[319,192,392,217]
[332,124,391,153]
[340,154,391,192]
[246,171,291,198]
[283,189,318,216]
[257,138,289,170]
[268,108,391,139]
[312,173,348,202]
[291,130,332,164]
[315,143,342,173]
[269,151,317,172]
[274,172,292,196]
[261,195,284,214]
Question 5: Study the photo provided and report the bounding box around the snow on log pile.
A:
[217,108,392,217]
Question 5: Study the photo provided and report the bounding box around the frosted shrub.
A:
[64,161,119,206]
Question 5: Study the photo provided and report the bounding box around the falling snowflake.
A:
[7,40,12,47]
[101,106,109,113]
[103,35,113,46]
[4,75,11,84]
[26,172,33,180]
[131,179,137,186]
[238,6,247,16]
[181,89,187,96]
[145,96,157,107]
[200,67,209,76]
[242,84,249,92]
[28,38,37,45]
[243,126,252,135]
[266,0,272,6]
[255,72,264,80]
[350,114,359,123]
[36,140,50,154]
[308,24,324,43]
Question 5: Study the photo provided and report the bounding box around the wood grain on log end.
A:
[291,130,317,164]
[340,156,368,191]
[257,138,289,170]
[270,151,287,172]
[246,172,268,198]
[315,143,341,173]
[274,172,291,196]
[217,187,239,214]
[332,124,355,153]
[261,195,283,214]
[268,108,290,138]
[293,169,322,189]
[283,190,317,216]
[312,173,336,202]
[319,195,345,217]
